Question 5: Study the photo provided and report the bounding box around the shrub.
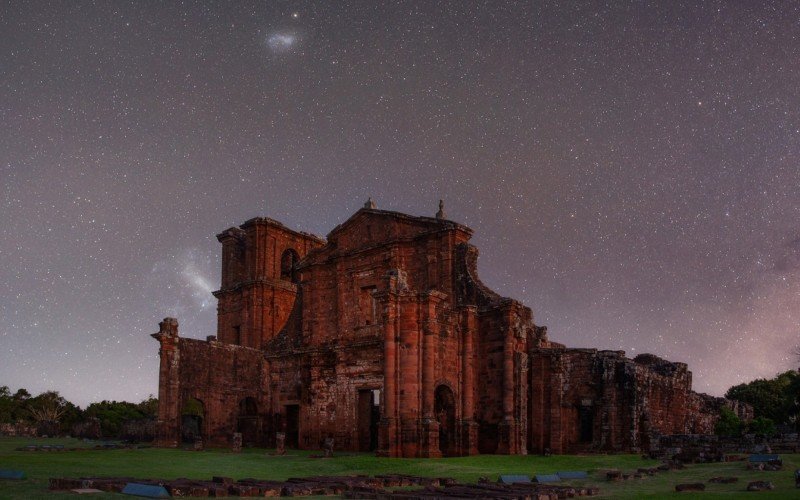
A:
[715,407,742,437]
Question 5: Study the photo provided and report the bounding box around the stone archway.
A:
[434,385,456,456]
[180,397,204,444]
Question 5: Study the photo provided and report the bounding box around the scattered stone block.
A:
[675,483,705,492]
[275,432,286,455]
[323,437,335,458]
[50,474,600,499]
[232,432,242,453]
[709,476,738,483]
[746,481,774,491]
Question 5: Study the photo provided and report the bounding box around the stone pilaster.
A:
[416,418,441,458]
[496,305,518,454]
[458,306,478,455]
[416,291,444,457]
[376,271,402,457]
[151,317,180,448]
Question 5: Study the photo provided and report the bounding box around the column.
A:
[417,293,441,457]
[377,290,399,457]
[458,306,478,455]
[497,307,518,454]
[151,317,180,448]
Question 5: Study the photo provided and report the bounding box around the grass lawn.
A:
[0,437,798,498]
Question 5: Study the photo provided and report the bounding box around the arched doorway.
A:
[237,397,260,446]
[434,385,456,456]
[181,397,204,444]
[280,249,300,283]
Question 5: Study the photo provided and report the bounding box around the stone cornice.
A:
[240,217,325,243]
[212,277,297,297]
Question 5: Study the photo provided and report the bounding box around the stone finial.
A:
[364,197,376,209]
[435,199,445,219]
[159,317,179,337]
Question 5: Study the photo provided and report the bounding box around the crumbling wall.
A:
[176,337,268,446]
[152,318,270,448]
[528,348,742,454]
[71,418,102,440]
[120,418,155,442]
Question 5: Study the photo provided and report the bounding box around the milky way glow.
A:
[267,33,296,52]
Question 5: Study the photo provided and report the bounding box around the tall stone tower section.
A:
[213,217,324,349]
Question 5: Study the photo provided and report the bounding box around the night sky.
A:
[2,1,799,407]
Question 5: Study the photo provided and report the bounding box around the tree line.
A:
[3,369,798,440]
[0,386,157,439]
[715,370,800,437]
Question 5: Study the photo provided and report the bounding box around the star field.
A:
[1,1,799,406]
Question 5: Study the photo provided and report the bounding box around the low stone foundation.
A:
[651,433,800,462]
[50,475,599,498]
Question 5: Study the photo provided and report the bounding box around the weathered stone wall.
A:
[71,418,102,440]
[214,217,324,349]
[152,205,739,456]
[528,348,738,454]
[0,422,37,437]
[653,432,796,460]
[152,320,270,447]
[684,391,755,435]
[296,209,484,457]
[120,418,155,442]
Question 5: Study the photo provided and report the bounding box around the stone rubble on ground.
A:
[49,474,599,498]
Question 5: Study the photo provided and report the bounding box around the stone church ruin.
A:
[152,202,746,456]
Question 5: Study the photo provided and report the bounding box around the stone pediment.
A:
[315,208,471,256]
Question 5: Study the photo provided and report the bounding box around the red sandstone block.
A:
[675,483,705,492]
[49,478,83,490]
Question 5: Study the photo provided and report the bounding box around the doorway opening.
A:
[180,397,204,444]
[357,389,380,451]
[434,385,456,456]
[578,405,593,443]
[285,404,300,448]
[237,397,259,446]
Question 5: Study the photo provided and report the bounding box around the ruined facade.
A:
[152,204,737,456]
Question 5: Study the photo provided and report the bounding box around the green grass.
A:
[0,437,798,498]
